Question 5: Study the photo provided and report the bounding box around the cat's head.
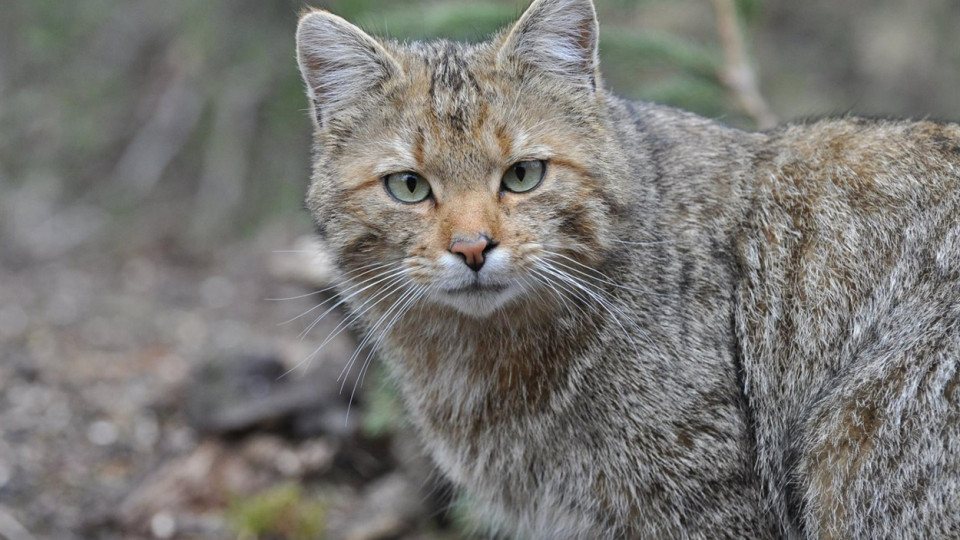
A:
[296,0,625,318]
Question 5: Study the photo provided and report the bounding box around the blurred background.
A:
[1,0,958,538]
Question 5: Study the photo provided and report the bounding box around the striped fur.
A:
[296,0,960,537]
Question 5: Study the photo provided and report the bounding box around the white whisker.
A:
[536,261,647,356]
[608,238,671,246]
[266,289,328,302]
[278,264,408,378]
[275,263,394,325]
[304,270,412,353]
[296,266,410,338]
[540,249,670,298]
[338,279,422,390]
[346,284,429,419]
[529,267,592,321]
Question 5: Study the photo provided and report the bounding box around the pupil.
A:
[516,165,526,181]
[405,176,417,193]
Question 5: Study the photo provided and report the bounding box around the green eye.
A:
[501,160,546,194]
[384,172,431,203]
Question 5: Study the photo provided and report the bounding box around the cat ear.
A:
[497,0,600,91]
[296,10,402,127]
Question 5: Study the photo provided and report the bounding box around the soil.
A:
[0,223,458,540]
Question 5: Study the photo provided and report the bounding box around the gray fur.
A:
[296,0,960,537]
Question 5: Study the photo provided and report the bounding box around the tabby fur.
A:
[295,0,960,537]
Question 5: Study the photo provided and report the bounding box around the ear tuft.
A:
[498,0,600,91]
[296,11,401,127]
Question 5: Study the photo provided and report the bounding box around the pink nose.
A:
[450,236,492,272]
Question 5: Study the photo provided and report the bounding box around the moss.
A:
[227,484,328,540]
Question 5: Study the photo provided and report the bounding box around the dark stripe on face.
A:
[413,128,426,167]
[427,44,482,133]
[557,204,600,248]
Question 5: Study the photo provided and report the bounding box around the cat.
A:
[294,0,960,537]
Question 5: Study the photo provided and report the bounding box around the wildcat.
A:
[294,0,960,537]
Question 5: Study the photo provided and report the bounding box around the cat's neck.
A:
[381,294,604,428]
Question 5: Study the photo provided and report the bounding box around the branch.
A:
[710,0,778,129]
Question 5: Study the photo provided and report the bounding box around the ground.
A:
[0,223,463,540]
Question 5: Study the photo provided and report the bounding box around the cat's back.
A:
[736,116,960,536]
[740,118,960,347]
[739,117,960,371]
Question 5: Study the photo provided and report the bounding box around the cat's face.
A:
[297,0,621,318]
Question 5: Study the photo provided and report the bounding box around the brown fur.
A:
[295,1,960,537]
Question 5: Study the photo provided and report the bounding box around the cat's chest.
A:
[390,334,570,414]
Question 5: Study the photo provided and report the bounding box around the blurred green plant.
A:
[735,0,763,23]
[361,362,406,438]
[358,2,518,41]
[447,492,502,539]
[227,483,328,540]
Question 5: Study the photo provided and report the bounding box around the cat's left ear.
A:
[497,0,600,92]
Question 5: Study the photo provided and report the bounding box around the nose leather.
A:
[450,236,491,272]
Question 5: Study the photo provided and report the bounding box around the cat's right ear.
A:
[296,10,402,128]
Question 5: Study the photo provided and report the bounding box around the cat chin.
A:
[430,286,523,318]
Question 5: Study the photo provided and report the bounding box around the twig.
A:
[189,61,272,242]
[710,0,778,129]
[109,68,204,200]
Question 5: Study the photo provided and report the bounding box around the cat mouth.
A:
[434,280,520,317]
[444,282,508,295]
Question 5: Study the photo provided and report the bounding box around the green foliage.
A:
[603,28,721,77]
[361,362,406,438]
[599,26,727,114]
[227,484,328,540]
[642,75,727,117]
[447,492,500,538]
[359,2,518,41]
[735,0,764,24]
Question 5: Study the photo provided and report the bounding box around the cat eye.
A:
[501,160,546,194]
[384,172,432,203]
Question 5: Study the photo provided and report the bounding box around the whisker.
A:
[275,263,395,325]
[515,274,548,306]
[529,267,592,321]
[346,284,429,420]
[544,258,681,362]
[608,238,671,246]
[302,271,411,353]
[334,261,396,281]
[552,273,642,354]
[267,290,327,302]
[337,285,416,382]
[296,266,409,338]
[338,280,421,388]
[536,261,646,356]
[540,262,635,321]
[271,261,389,300]
[278,265,408,379]
[540,249,670,298]
[280,274,412,379]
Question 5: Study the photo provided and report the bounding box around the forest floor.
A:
[0,222,461,540]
